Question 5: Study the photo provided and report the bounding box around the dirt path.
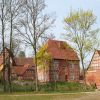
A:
[75,91,100,100]
[0,91,100,100]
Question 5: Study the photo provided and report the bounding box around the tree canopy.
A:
[18,51,26,57]
[64,9,99,82]
[36,45,51,70]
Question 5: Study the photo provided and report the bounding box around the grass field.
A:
[0,93,85,100]
[0,82,96,100]
[1,91,100,100]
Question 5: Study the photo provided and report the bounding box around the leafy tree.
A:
[64,10,99,83]
[18,51,26,57]
[37,45,51,82]
[37,45,51,68]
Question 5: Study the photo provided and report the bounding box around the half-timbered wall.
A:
[86,51,100,88]
[89,51,100,70]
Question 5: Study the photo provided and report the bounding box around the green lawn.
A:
[0,82,94,100]
[0,93,85,100]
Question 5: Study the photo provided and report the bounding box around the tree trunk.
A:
[1,0,6,91]
[8,1,13,92]
[80,52,86,85]
[34,46,38,92]
[33,34,38,91]
[2,25,6,92]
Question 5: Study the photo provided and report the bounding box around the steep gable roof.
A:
[12,64,34,75]
[45,39,79,60]
[12,58,35,76]
[87,50,100,70]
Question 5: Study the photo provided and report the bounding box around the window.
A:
[38,74,44,81]
[69,63,75,80]
[70,74,74,80]
[70,63,74,69]
[50,70,59,81]
[53,60,59,70]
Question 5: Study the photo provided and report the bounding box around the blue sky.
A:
[26,0,100,57]
[44,0,100,66]
[45,0,100,39]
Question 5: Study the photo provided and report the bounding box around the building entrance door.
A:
[65,75,68,81]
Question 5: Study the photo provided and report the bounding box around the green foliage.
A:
[38,82,95,92]
[36,45,52,70]
[18,51,26,57]
[64,10,99,51]
[64,10,96,31]
[11,83,35,92]
[64,9,99,70]
[61,41,72,49]
[0,82,95,93]
[0,93,85,100]
[0,82,35,92]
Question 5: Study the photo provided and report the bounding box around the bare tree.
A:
[0,0,23,92]
[4,0,23,92]
[40,33,55,45]
[0,0,8,92]
[15,0,55,91]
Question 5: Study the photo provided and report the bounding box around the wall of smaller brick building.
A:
[22,70,35,80]
[11,66,35,81]
[86,71,96,85]
[86,69,100,89]
[37,67,50,82]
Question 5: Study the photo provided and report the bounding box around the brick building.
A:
[86,50,100,88]
[0,40,80,83]
[37,39,80,82]
[0,48,35,80]
[11,58,35,80]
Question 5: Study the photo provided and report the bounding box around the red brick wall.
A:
[67,61,80,82]
[37,59,80,82]
[22,71,35,80]
[86,69,100,88]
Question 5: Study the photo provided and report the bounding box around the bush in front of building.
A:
[38,82,95,92]
[0,82,96,93]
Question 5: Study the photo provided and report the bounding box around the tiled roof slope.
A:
[12,58,35,75]
[46,39,79,60]
[14,58,34,66]
[12,64,30,75]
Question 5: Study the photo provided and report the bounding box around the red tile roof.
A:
[14,58,34,66]
[12,58,35,76]
[12,64,33,75]
[0,48,35,77]
[46,39,79,60]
